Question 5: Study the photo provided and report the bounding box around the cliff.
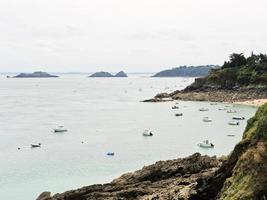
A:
[37,103,267,200]
[152,65,217,77]
[13,71,58,78]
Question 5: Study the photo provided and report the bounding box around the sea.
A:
[0,73,257,199]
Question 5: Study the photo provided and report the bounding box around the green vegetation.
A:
[219,103,267,199]
[187,53,267,90]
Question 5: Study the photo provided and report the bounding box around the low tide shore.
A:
[144,88,267,107]
[234,99,267,107]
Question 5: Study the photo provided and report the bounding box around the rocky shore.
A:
[37,153,223,200]
[143,88,267,106]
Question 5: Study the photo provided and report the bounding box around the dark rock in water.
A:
[36,192,51,200]
[89,71,128,77]
[114,71,128,77]
[89,71,114,77]
[13,71,58,78]
[152,65,217,77]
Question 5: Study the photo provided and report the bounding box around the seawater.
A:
[0,74,257,199]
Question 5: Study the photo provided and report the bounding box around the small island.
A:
[89,71,128,78]
[152,65,217,77]
[13,71,58,78]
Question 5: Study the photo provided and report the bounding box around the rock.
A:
[37,153,221,200]
[36,192,52,200]
[155,93,170,98]
[89,71,114,77]
[89,71,128,78]
[13,71,58,78]
[114,71,128,77]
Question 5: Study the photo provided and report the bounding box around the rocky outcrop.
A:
[145,53,267,103]
[13,71,58,78]
[37,103,267,200]
[152,65,217,77]
[36,153,222,200]
[114,71,128,77]
[89,71,114,77]
[89,71,128,78]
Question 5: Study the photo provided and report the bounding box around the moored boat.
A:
[203,117,212,122]
[175,113,183,117]
[227,110,237,113]
[199,108,209,111]
[228,121,240,125]
[143,129,153,136]
[172,106,179,109]
[232,116,245,120]
[54,126,68,133]
[198,140,214,148]
[31,143,41,148]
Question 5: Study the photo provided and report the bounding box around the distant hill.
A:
[152,65,217,77]
[13,71,58,78]
[89,71,128,78]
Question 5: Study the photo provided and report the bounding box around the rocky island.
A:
[152,65,217,77]
[37,103,267,200]
[13,71,58,78]
[145,53,267,105]
[89,71,128,78]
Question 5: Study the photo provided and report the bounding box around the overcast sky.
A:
[0,0,266,72]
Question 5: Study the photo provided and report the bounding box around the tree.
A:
[228,53,247,68]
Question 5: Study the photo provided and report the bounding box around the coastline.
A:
[234,98,267,107]
[37,103,267,200]
[144,88,267,107]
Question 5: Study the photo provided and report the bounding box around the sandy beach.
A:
[234,99,267,107]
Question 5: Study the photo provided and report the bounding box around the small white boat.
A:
[143,129,153,136]
[199,108,209,111]
[54,126,68,133]
[203,117,212,122]
[227,110,237,113]
[232,116,245,120]
[218,108,227,111]
[172,106,179,109]
[31,143,41,148]
[210,102,217,105]
[198,140,214,148]
[228,121,240,126]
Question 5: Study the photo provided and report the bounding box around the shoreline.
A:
[233,99,267,107]
[143,88,267,107]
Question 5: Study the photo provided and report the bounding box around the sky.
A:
[0,0,266,73]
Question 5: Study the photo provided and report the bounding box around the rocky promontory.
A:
[37,153,222,200]
[145,53,267,104]
[89,71,128,78]
[37,103,267,200]
[13,71,58,78]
